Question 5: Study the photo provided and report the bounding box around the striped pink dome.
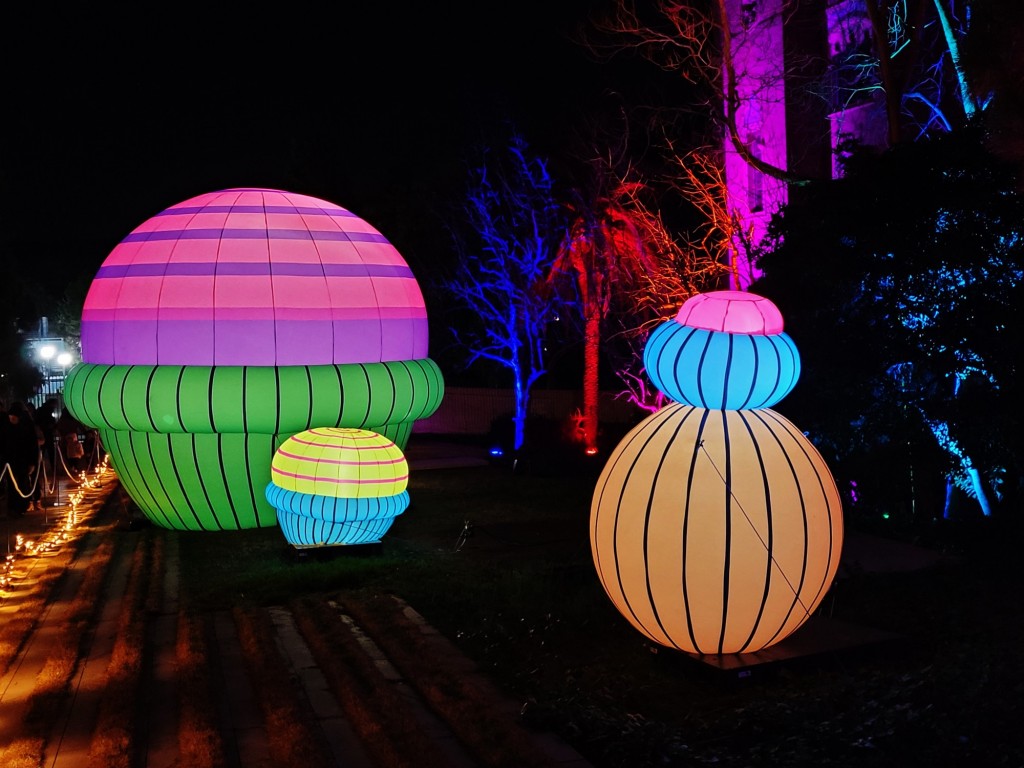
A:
[674,290,784,335]
[80,188,429,366]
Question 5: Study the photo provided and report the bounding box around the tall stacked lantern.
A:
[590,291,843,656]
[64,188,443,532]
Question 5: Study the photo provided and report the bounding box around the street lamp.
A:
[38,344,56,399]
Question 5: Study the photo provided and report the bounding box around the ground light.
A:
[1,458,112,600]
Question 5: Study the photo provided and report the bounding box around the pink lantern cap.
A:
[674,290,784,335]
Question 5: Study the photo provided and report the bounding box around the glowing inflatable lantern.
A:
[591,290,843,656]
[266,428,410,548]
[64,188,443,531]
[644,290,800,410]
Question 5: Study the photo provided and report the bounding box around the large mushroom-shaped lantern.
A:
[64,188,443,531]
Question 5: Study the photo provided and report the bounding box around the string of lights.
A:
[0,455,113,599]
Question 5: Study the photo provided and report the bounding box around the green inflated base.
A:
[101,421,414,531]
[65,359,444,435]
[65,358,441,532]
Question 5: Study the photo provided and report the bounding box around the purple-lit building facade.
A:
[725,0,887,289]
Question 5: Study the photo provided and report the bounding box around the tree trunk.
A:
[582,309,601,454]
[512,364,527,452]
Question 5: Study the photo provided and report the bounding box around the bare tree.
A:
[442,130,562,452]
[589,1,984,176]
[550,157,729,448]
[606,150,735,412]
[587,0,820,185]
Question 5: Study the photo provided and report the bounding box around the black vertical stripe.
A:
[216,434,242,530]
[124,430,174,529]
[395,360,416,422]
[761,408,842,613]
[118,366,132,429]
[694,332,715,408]
[682,407,712,654]
[334,364,345,425]
[242,367,249,433]
[189,433,222,531]
[103,430,151,524]
[242,434,261,528]
[640,405,696,650]
[358,364,372,427]
[782,334,800,394]
[77,365,105,428]
[207,367,217,432]
[665,326,698,402]
[717,408,732,655]
[721,335,735,412]
[304,367,314,430]
[651,321,675,387]
[144,367,159,432]
[427,359,443,416]
[382,363,398,425]
[95,365,116,432]
[273,367,282,436]
[765,337,785,406]
[749,409,811,647]
[144,434,190,530]
[593,405,675,637]
[165,433,205,529]
[735,409,774,654]
[738,335,758,410]
[173,367,186,431]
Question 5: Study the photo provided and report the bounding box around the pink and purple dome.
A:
[80,188,429,367]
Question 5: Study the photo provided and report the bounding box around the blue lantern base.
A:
[266,485,410,548]
[276,507,398,547]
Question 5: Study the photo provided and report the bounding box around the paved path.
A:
[1,466,594,768]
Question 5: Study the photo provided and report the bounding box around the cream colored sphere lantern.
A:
[591,291,844,656]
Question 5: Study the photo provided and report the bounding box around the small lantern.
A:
[265,427,410,548]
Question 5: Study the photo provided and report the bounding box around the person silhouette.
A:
[4,401,41,516]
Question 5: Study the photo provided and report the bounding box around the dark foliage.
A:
[752,127,1024,521]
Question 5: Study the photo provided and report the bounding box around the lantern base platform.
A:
[288,541,384,561]
[685,616,904,677]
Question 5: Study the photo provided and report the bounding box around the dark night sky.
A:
[2,1,668,301]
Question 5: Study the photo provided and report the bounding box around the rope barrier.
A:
[2,431,103,505]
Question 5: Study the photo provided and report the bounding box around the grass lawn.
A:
[175,449,1024,768]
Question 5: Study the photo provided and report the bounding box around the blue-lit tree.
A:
[753,126,1023,521]
[441,130,563,452]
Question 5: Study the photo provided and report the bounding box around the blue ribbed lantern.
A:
[643,322,800,409]
[267,488,410,547]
